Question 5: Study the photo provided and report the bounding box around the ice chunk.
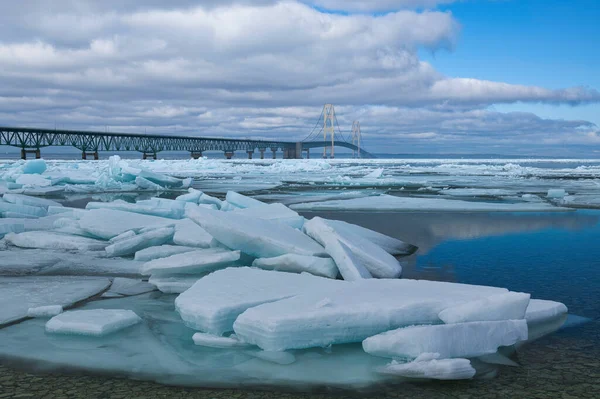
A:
[0,276,110,325]
[141,249,240,276]
[378,357,476,380]
[246,350,296,365]
[291,195,570,212]
[199,193,223,208]
[438,292,531,324]
[305,217,402,279]
[15,174,52,187]
[2,193,62,209]
[86,200,183,219]
[27,305,63,318]
[0,201,47,217]
[362,320,528,359]
[78,209,175,240]
[175,267,341,334]
[108,230,137,243]
[233,203,305,229]
[192,332,251,348]
[0,222,24,238]
[176,188,203,203]
[547,189,567,199]
[135,176,164,190]
[47,205,74,215]
[363,169,383,179]
[219,201,239,212]
[252,254,338,279]
[46,309,142,336]
[138,169,185,188]
[148,275,202,294]
[1,212,38,219]
[172,219,216,248]
[103,278,156,297]
[5,231,106,252]
[323,219,416,256]
[36,253,143,277]
[525,299,568,325]
[21,159,47,174]
[134,245,198,262]
[226,191,265,209]
[234,278,507,351]
[186,206,326,258]
[105,227,174,257]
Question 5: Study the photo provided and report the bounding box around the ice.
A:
[252,254,338,279]
[305,217,402,279]
[0,222,24,238]
[362,320,528,359]
[102,278,156,297]
[219,201,239,211]
[108,230,137,243]
[27,305,63,318]
[2,211,38,219]
[15,174,52,187]
[148,275,203,293]
[172,219,216,248]
[233,278,508,351]
[199,193,223,208]
[233,203,305,229]
[21,159,47,174]
[441,188,516,197]
[185,206,326,258]
[176,188,203,203]
[438,292,531,324]
[48,205,74,215]
[378,357,476,380]
[35,253,144,277]
[135,176,164,190]
[5,231,107,252]
[86,200,184,219]
[141,249,240,276]
[226,191,265,209]
[175,267,341,334]
[2,193,62,209]
[525,299,568,325]
[78,209,174,240]
[105,227,174,257]
[561,194,600,208]
[0,201,47,217]
[247,350,296,365]
[46,309,142,336]
[323,219,416,256]
[0,276,110,325]
[192,332,251,348]
[363,169,384,179]
[547,189,567,198]
[135,245,198,262]
[291,195,570,212]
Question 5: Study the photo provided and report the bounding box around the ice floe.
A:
[46,309,142,336]
[378,356,476,380]
[252,254,338,279]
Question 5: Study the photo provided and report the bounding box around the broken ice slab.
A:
[172,219,216,248]
[0,249,65,274]
[0,276,110,325]
[105,227,175,257]
[86,200,184,219]
[199,193,223,208]
[547,189,567,199]
[134,245,198,262]
[252,254,339,279]
[0,222,24,238]
[233,203,305,229]
[438,292,531,324]
[525,299,568,325]
[175,267,342,335]
[5,231,107,252]
[304,217,402,279]
[141,249,241,276]
[2,193,62,209]
[135,176,165,191]
[0,201,47,217]
[377,357,476,380]
[226,191,265,209]
[148,275,203,294]
[37,253,144,277]
[362,320,528,359]
[2,211,39,219]
[15,174,52,187]
[233,278,509,351]
[185,206,326,258]
[108,230,137,243]
[176,188,203,203]
[290,194,572,212]
[27,305,64,318]
[192,332,251,348]
[46,309,142,336]
[102,278,156,297]
[78,209,175,240]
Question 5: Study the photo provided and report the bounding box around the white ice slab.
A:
[141,249,240,276]
[0,201,47,217]
[78,209,175,240]
[176,188,203,203]
[172,219,216,248]
[103,278,156,297]
[108,230,137,243]
[5,231,107,252]
[547,189,567,198]
[185,206,326,258]
[438,292,531,324]
[252,254,338,279]
[2,193,62,209]
[134,245,198,262]
[46,309,142,336]
[27,305,63,318]
[135,176,164,190]
[226,191,265,209]
[378,357,476,380]
[86,200,184,219]
[291,195,571,212]
[192,332,251,348]
[199,193,223,208]
[105,227,174,257]
[362,320,528,359]
[233,203,305,229]
[148,275,203,294]
[175,267,341,334]
[0,276,110,325]
[525,299,568,325]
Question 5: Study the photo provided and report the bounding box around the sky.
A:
[0,0,599,155]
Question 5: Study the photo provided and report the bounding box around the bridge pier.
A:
[224,150,234,160]
[142,152,157,160]
[82,151,99,160]
[247,150,254,159]
[259,148,266,159]
[191,151,203,159]
[271,148,277,159]
[21,149,41,160]
[305,148,310,159]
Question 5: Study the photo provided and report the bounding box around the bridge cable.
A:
[301,107,325,142]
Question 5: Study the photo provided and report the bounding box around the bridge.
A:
[0,104,372,160]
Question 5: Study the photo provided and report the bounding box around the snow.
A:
[291,195,571,212]
[0,276,110,325]
[27,305,64,318]
[5,231,107,251]
[438,292,531,324]
[378,357,476,380]
[46,309,142,336]
[362,320,528,359]
[105,227,175,257]
[233,203,305,229]
[175,267,341,334]
[172,219,216,248]
[192,332,251,348]
[141,249,241,276]
[185,206,326,258]
[252,254,338,279]
[134,245,198,262]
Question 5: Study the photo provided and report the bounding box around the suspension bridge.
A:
[0,104,372,160]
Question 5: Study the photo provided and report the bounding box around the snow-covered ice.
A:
[46,309,142,336]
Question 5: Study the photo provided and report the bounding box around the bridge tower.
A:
[323,104,335,158]
[351,121,361,158]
